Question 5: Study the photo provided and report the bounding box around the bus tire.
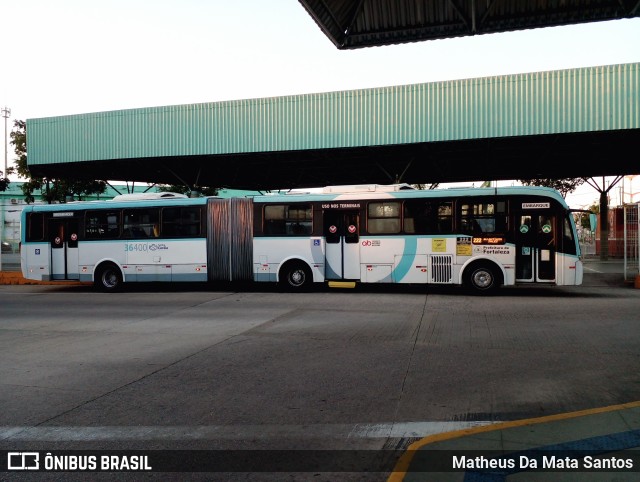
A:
[463,261,501,295]
[279,261,312,291]
[94,263,123,292]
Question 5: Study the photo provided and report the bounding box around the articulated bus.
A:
[20,184,583,294]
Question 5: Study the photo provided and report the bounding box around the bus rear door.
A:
[324,210,360,280]
[514,209,556,283]
[48,217,80,280]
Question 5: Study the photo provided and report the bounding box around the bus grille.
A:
[430,255,452,283]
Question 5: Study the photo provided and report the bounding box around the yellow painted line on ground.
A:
[388,400,640,482]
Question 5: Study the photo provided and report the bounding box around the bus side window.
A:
[368,202,400,234]
[27,213,45,241]
[437,202,453,233]
[286,205,312,235]
[403,201,432,234]
[161,208,179,236]
[85,211,120,239]
[264,205,286,235]
[562,217,577,255]
[404,200,452,235]
[263,204,312,236]
[162,207,202,237]
[459,201,502,234]
[123,208,160,239]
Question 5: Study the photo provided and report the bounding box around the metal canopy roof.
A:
[26,129,640,191]
[27,63,640,191]
[299,0,640,49]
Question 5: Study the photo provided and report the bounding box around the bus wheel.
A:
[464,262,501,295]
[95,263,123,292]
[280,262,312,291]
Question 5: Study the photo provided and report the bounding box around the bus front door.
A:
[49,219,80,280]
[324,210,360,280]
[515,212,556,283]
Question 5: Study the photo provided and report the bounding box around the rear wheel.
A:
[94,263,123,292]
[280,261,312,291]
[464,262,501,295]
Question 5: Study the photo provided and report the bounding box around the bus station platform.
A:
[389,401,640,481]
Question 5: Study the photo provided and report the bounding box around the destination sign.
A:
[522,202,550,209]
[472,236,505,245]
[321,203,361,209]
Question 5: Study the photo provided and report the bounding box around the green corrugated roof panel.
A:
[27,62,640,168]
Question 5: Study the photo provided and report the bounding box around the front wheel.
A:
[94,263,123,292]
[464,263,501,295]
[280,262,312,291]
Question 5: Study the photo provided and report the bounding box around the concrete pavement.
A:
[390,401,640,481]
[388,257,640,481]
[0,255,638,481]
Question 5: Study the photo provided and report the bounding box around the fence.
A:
[624,203,640,282]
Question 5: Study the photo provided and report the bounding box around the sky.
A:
[1,0,640,207]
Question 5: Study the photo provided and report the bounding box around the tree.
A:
[518,177,587,198]
[578,202,599,229]
[583,176,624,260]
[157,184,219,197]
[412,183,440,190]
[519,175,624,260]
[10,120,107,203]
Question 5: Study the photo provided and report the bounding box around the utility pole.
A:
[1,106,10,272]
[1,106,9,176]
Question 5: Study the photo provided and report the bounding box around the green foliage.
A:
[10,120,27,177]
[10,120,107,203]
[575,202,599,229]
[157,184,219,197]
[411,183,440,190]
[519,177,587,198]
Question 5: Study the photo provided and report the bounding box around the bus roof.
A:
[252,185,569,206]
[22,195,211,212]
[21,185,569,212]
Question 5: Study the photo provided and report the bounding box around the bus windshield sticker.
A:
[456,237,472,256]
[432,239,447,252]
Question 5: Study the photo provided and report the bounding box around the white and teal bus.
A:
[21,184,583,293]
[21,192,210,290]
